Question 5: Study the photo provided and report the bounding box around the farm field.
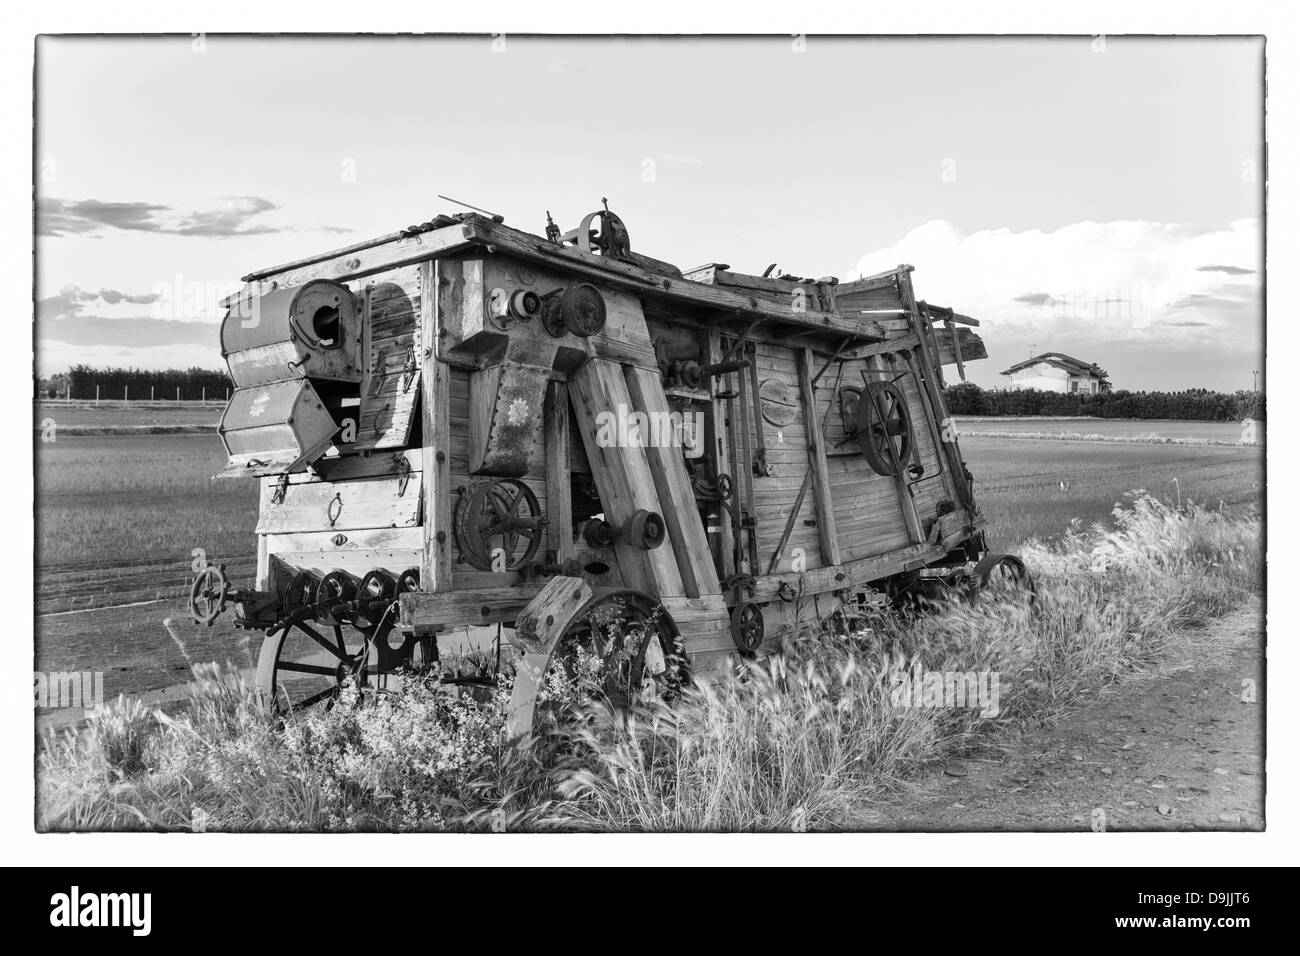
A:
[35,401,224,429]
[961,436,1263,550]
[34,429,1264,700]
[954,416,1261,444]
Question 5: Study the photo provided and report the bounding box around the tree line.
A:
[943,383,1264,422]
[40,365,234,401]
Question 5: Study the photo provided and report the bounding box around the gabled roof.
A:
[1000,352,1108,378]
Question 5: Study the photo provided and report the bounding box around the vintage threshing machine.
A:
[189,201,1029,734]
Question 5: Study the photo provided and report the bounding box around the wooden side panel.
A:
[544,381,574,562]
[748,341,823,572]
[256,471,422,534]
[354,267,422,451]
[446,366,551,575]
[422,260,454,592]
[797,348,841,566]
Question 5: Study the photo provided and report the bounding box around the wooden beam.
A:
[222,222,477,310]
[421,260,453,593]
[399,585,542,633]
[706,329,735,581]
[506,576,594,741]
[544,381,574,562]
[569,358,686,598]
[898,271,975,513]
[797,348,841,566]
[624,365,722,599]
[462,217,886,344]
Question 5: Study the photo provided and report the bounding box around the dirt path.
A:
[871,598,1264,831]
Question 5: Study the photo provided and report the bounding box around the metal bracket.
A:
[327,492,344,528]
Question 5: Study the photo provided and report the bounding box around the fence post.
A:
[202,386,206,403]
[151,385,155,402]
[65,384,70,405]
[95,385,100,406]
[124,385,129,403]
[176,386,180,401]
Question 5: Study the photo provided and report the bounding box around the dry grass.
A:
[38,494,1261,833]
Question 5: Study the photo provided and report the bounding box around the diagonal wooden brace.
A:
[504,575,593,742]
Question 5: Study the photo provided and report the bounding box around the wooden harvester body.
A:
[194,204,998,727]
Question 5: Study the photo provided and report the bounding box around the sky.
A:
[35,34,1265,391]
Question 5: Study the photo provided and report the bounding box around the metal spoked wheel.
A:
[188,564,229,626]
[256,617,372,714]
[855,381,915,477]
[971,553,1036,605]
[456,479,545,571]
[548,590,687,713]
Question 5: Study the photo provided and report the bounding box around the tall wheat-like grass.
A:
[37,494,1261,832]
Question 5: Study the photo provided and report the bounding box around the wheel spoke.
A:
[294,622,349,661]
[294,687,339,710]
[277,661,338,677]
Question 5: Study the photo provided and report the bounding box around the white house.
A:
[999,353,1109,394]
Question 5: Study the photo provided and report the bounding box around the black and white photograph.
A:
[8,3,1296,889]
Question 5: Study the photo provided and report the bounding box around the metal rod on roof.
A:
[436,194,504,220]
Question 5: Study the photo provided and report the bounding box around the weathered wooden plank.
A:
[544,381,574,562]
[463,217,886,344]
[569,358,686,598]
[224,223,477,308]
[399,586,543,633]
[263,526,423,555]
[422,260,454,593]
[797,348,841,566]
[705,328,735,581]
[623,365,722,599]
[257,472,421,534]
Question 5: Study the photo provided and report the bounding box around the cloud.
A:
[38,195,351,238]
[1196,264,1256,275]
[849,218,1262,389]
[1012,292,1055,306]
[38,285,162,321]
[39,316,219,348]
[38,198,170,235]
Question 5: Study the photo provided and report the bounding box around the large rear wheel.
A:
[546,590,687,712]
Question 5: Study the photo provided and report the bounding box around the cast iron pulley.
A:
[627,508,665,550]
[188,563,230,626]
[316,570,358,626]
[354,569,397,631]
[581,508,666,551]
[855,381,915,477]
[281,571,317,618]
[456,478,545,571]
[730,601,765,653]
[560,283,607,337]
[396,567,421,594]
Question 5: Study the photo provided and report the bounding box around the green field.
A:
[954,416,1261,444]
[35,401,225,430]
[961,436,1262,549]
[37,434,256,567]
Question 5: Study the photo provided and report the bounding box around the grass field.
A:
[36,434,256,567]
[36,401,225,430]
[961,437,1263,549]
[954,416,1261,444]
